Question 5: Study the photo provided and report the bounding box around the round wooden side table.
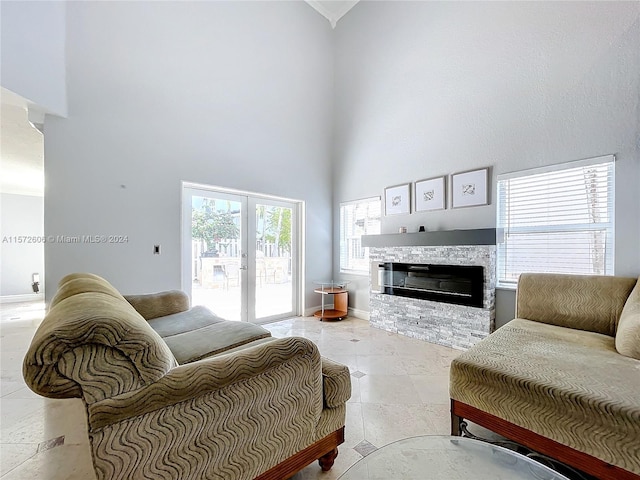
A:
[313,281,349,321]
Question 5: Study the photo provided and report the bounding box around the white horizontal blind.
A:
[340,197,381,274]
[497,155,615,288]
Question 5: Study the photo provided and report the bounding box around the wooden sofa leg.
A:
[318,448,339,471]
[451,400,462,436]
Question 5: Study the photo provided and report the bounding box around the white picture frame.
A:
[384,183,411,216]
[414,176,446,212]
[451,168,489,208]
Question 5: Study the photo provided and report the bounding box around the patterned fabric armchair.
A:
[23,273,351,480]
[450,273,640,480]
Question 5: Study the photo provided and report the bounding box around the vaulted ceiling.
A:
[304,0,359,28]
[0,1,361,196]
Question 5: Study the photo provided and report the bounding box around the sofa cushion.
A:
[148,305,272,364]
[450,318,640,474]
[515,273,637,336]
[147,305,226,336]
[615,278,640,360]
[124,290,190,320]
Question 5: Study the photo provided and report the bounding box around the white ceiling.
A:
[0,88,44,196]
[305,0,359,28]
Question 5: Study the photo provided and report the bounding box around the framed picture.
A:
[414,176,446,212]
[451,168,489,208]
[384,183,411,215]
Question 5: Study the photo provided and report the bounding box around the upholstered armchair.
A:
[23,273,351,480]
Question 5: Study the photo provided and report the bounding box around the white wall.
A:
[333,2,640,325]
[44,1,334,309]
[0,1,67,116]
[0,193,44,296]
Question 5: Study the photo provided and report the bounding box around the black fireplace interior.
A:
[378,262,484,308]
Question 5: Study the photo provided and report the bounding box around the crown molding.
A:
[305,0,359,28]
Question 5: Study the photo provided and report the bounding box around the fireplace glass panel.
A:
[377,263,484,308]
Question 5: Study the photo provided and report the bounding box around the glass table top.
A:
[338,435,570,480]
[313,280,350,293]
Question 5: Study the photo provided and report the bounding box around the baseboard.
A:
[304,305,325,317]
[348,307,369,321]
[0,293,44,304]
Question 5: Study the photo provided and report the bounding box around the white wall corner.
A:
[348,307,369,321]
[27,107,45,134]
[304,1,359,29]
[304,305,324,317]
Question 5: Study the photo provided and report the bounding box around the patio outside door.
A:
[182,185,299,323]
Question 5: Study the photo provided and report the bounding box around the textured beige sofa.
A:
[23,273,351,480]
[450,273,640,480]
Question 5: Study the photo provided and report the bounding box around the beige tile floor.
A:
[0,301,461,479]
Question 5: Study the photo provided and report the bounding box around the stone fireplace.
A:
[363,229,496,350]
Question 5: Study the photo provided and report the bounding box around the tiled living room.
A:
[1,1,639,480]
[1,301,462,479]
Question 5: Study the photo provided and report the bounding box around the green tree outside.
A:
[192,199,239,253]
[265,207,291,254]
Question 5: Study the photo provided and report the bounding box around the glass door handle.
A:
[239,266,248,270]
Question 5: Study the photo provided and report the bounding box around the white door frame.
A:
[181,182,304,323]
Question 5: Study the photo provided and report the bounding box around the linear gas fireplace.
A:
[374,262,484,308]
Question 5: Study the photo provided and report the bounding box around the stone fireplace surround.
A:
[363,229,496,350]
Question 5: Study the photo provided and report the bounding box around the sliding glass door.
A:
[182,185,299,323]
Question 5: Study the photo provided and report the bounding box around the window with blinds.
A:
[497,155,615,288]
[340,197,381,274]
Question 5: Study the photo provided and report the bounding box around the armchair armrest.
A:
[87,336,322,430]
[23,293,177,401]
[321,357,351,408]
[124,290,190,320]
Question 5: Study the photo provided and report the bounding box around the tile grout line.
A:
[0,446,40,479]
